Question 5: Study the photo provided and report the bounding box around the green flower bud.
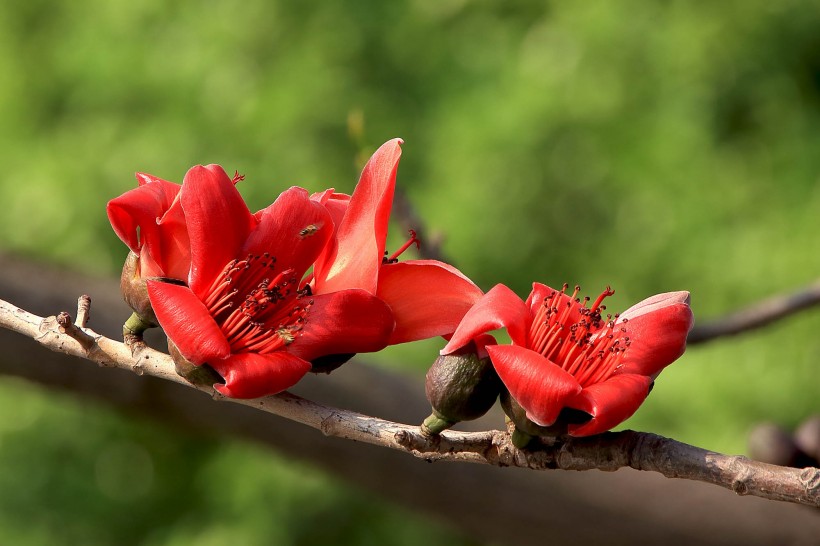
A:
[421,350,501,436]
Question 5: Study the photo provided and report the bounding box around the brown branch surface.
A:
[1,295,818,508]
[688,279,820,344]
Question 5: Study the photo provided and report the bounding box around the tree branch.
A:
[688,279,820,344]
[3,254,819,546]
[1,295,817,508]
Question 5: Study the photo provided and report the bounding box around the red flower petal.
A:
[181,164,255,298]
[488,345,582,427]
[310,188,350,231]
[147,280,231,364]
[524,283,554,315]
[313,139,403,295]
[442,284,530,354]
[243,186,333,277]
[135,172,174,188]
[615,292,694,377]
[567,374,653,437]
[286,289,395,362]
[377,260,483,345]
[210,351,312,399]
[107,175,185,278]
[622,290,690,317]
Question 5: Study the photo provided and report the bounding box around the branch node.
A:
[56,311,97,353]
[320,413,340,436]
[724,455,756,496]
[798,467,820,505]
[395,429,411,447]
[124,342,151,374]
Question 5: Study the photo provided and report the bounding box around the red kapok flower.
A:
[107,172,191,281]
[146,165,394,399]
[311,139,483,344]
[442,283,694,437]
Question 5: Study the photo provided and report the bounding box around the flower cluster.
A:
[108,140,482,398]
[108,138,693,440]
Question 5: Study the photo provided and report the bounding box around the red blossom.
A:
[311,139,484,344]
[443,283,694,436]
[107,172,191,281]
[145,165,395,399]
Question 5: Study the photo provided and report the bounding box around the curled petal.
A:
[107,174,179,252]
[621,291,691,318]
[210,351,312,399]
[107,175,188,279]
[313,139,403,295]
[488,345,582,427]
[286,289,395,362]
[152,195,189,281]
[182,164,255,297]
[442,284,530,354]
[616,293,694,377]
[378,260,483,345]
[147,280,231,364]
[567,374,653,437]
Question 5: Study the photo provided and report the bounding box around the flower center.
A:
[202,254,313,354]
[527,284,630,388]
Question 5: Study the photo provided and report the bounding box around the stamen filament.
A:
[528,284,628,388]
[388,229,420,261]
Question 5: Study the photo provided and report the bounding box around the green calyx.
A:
[123,311,154,341]
[421,412,457,436]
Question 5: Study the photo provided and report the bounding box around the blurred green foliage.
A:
[1,0,820,543]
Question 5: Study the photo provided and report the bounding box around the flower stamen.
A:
[384,229,420,263]
[202,254,313,355]
[529,284,628,388]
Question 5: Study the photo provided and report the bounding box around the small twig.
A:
[688,279,820,344]
[0,295,817,507]
[55,311,97,352]
[76,295,91,328]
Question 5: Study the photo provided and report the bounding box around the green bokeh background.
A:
[2,1,820,544]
